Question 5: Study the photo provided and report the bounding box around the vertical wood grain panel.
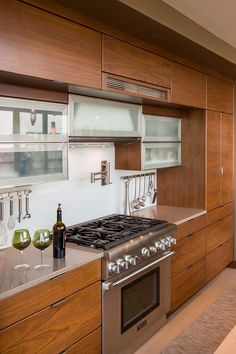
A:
[206,110,221,210]
[172,62,206,108]
[221,114,233,205]
[207,76,234,114]
[157,109,205,208]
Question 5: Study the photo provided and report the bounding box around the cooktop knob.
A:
[149,246,157,254]
[142,247,150,258]
[160,238,171,248]
[155,241,166,251]
[166,236,177,245]
[108,262,120,275]
[116,258,129,270]
[124,255,137,266]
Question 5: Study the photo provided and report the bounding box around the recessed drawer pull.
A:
[51,298,67,308]
[50,272,67,281]
[59,351,66,354]
[187,263,194,270]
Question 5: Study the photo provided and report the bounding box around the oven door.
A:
[102,252,172,354]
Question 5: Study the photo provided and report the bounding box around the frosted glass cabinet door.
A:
[69,95,142,137]
[0,97,68,142]
[0,143,68,187]
[143,115,181,141]
[143,143,181,169]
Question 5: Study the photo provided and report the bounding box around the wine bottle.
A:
[53,203,66,258]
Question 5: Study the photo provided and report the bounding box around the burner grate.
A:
[66,214,168,250]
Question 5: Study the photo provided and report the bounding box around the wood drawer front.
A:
[0,282,101,354]
[206,215,233,253]
[102,35,171,88]
[66,327,101,354]
[171,257,206,311]
[0,1,101,88]
[207,77,234,114]
[207,239,233,282]
[205,203,233,226]
[172,230,206,277]
[176,214,206,241]
[0,259,101,330]
[172,63,206,108]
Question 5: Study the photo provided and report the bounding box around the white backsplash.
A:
[1,146,156,249]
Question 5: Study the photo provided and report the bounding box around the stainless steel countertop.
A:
[0,243,103,300]
[132,205,206,225]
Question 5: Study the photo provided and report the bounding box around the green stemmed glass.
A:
[33,229,52,270]
[12,229,31,270]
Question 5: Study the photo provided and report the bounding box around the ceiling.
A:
[162,0,236,48]
[54,0,236,79]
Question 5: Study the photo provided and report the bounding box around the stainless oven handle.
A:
[104,252,174,291]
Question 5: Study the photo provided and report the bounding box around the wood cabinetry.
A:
[207,76,234,114]
[0,0,101,88]
[171,62,206,108]
[0,260,101,354]
[102,35,171,89]
[171,211,233,312]
[206,111,233,211]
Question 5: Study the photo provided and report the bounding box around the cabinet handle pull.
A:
[50,272,66,281]
[51,298,67,308]
[59,351,66,354]
[220,166,224,175]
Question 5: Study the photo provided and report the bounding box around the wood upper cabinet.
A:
[0,0,101,88]
[206,111,233,211]
[171,62,206,108]
[207,76,234,114]
[102,35,171,88]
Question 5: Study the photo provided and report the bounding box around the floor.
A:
[135,267,236,354]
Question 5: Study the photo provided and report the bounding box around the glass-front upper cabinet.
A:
[0,97,68,187]
[143,115,181,142]
[69,95,142,138]
[0,97,68,143]
[141,113,181,169]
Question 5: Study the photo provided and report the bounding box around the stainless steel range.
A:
[66,214,176,354]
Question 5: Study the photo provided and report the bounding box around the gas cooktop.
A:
[66,214,168,250]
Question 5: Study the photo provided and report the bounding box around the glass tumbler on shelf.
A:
[33,229,52,270]
[12,229,31,270]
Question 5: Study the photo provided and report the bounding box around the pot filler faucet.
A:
[91,160,112,186]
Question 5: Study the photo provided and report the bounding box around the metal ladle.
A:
[7,195,15,230]
[0,198,8,246]
[132,176,140,210]
[138,176,145,207]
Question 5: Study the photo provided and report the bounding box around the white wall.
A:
[1,146,155,249]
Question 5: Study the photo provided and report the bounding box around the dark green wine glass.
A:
[33,229,52,270]
[12,229,31,270]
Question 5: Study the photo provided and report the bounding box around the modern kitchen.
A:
[0,1,235,353]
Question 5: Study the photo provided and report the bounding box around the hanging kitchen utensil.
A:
[0,198,8,246]
[141,174,146,203]
[7,195,15,230]
[138,175,145,207]
[131,176,140,210]
[23,191,31,219]
[124,178,131,216]
[17,194,22,223]
[147,173,152,197]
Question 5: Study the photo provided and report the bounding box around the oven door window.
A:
[121,268,160,333]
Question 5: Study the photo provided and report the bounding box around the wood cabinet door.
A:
[207,76,234,114]
[171,63,206,108]
[0,1,101,88]
[206,111,221,211]
[206,215,233,253]
[171,257,206,311]
[206,238,233,282]
[102,35,171,88]
[221,114,233,205]
[0,282,101,354]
